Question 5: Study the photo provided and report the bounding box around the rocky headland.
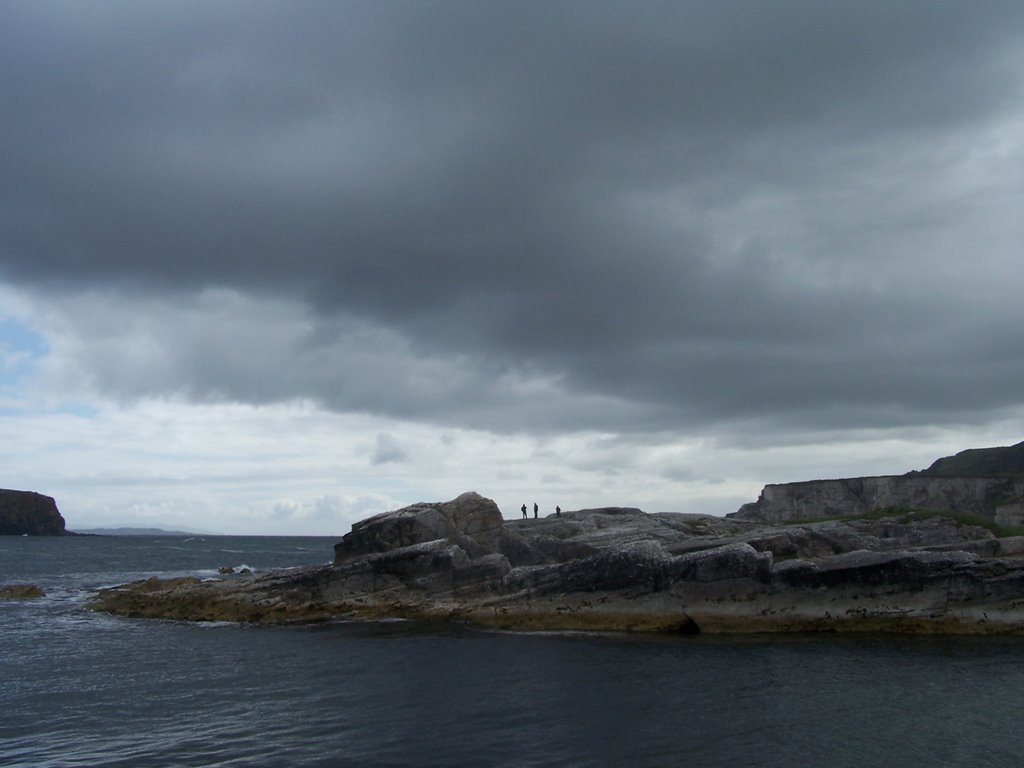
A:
[91,442,1024,634]
[0,490,67,536]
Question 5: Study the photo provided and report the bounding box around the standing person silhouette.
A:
[533,502,538,518]
[521,504,527,519]
[556,506,561,516]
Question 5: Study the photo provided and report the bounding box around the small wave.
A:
[210,564,257,575]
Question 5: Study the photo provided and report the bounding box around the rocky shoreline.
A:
[91,490,1024,634]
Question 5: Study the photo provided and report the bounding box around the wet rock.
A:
[0,584,46,599]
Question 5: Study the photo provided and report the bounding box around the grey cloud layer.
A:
[3,2,1023,433]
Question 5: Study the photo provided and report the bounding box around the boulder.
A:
[669,542,772,584]
[334,491,504,563]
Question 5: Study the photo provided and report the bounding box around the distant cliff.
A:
[731,441,1024,524]
[0,490,67,535]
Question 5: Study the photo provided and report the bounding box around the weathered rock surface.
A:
[334,491,504,562]
[91,490,1024,635]
[0,490,66,536]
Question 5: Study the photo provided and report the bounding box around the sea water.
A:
[3,535,1024,768]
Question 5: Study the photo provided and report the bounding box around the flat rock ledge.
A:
[91,492,1024,635]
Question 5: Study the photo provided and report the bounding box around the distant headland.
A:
[72,527,219,537]
[91,440,1024,635]
[0,490,67,536]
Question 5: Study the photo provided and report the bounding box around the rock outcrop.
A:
[91,490,1024,635]
[0,490,66,536]
[334,491,504,562]
[0,584,46,599]
[730,441,1024,524]
[730,475,1024,523]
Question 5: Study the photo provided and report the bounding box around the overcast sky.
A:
[2,1,1023,534]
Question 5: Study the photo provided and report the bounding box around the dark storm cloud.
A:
[2,1,1023,433]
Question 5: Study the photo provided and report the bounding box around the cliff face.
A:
[730,475,1024,523]
[730,441,1024,524]
[0,490,66,535]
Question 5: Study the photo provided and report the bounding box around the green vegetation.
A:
[786,506,1024,538]
[918,441,1024,478]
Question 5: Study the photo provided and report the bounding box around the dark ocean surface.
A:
[3,534,1024,767]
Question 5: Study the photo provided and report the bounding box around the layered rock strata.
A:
[92,491,1024,634]
[730,475,1024,524]
[731,441,1024,524]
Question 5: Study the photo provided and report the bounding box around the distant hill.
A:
[72,526,219,536]
[917,440,1024,478]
